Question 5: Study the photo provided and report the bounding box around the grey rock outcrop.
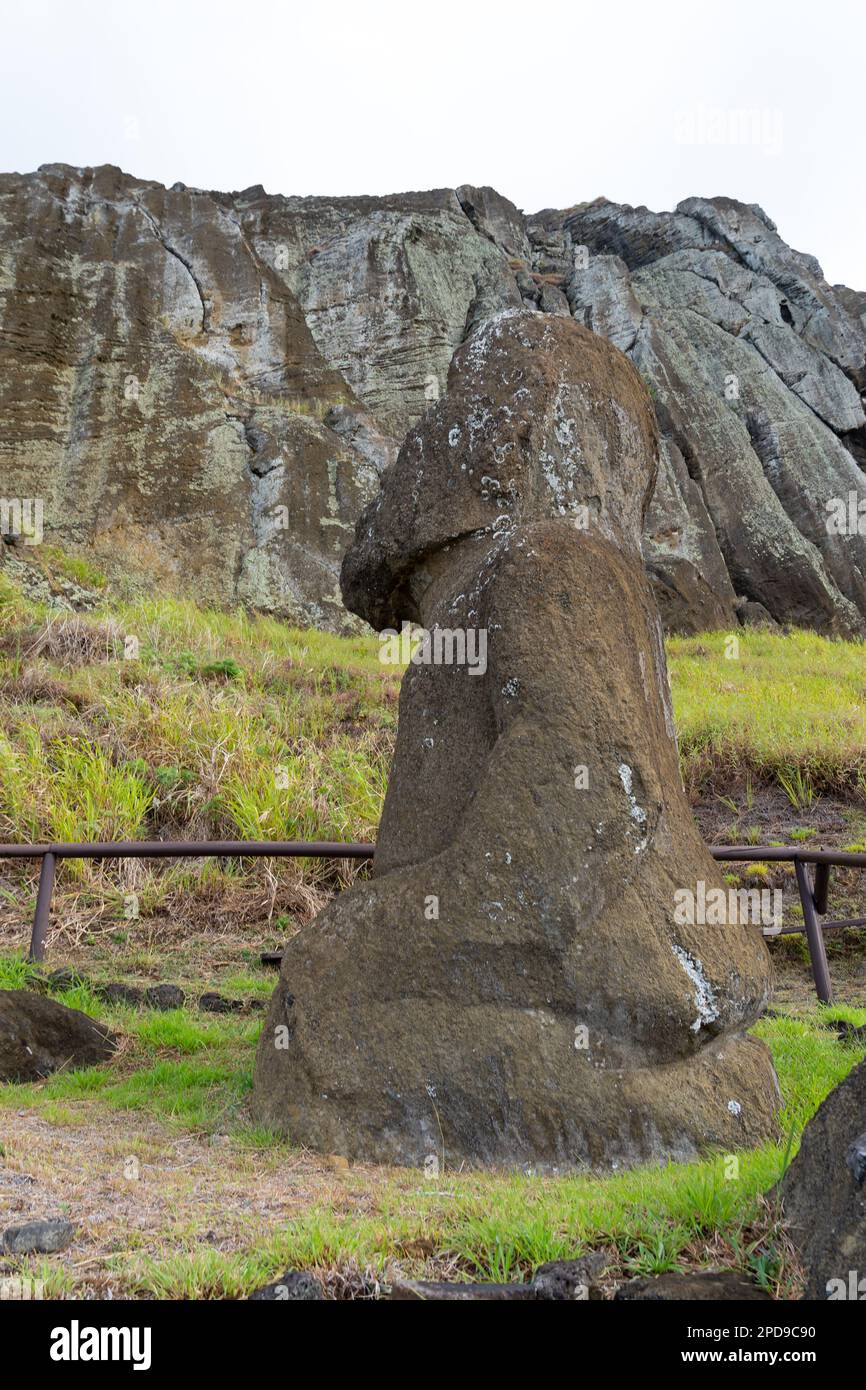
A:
[251,311,779,1170]
[2,1217,75,1254]
[558,196,866,633]
[778,1056,866,1299]
[614,1271,771,1301]
[2,166,864,633]
[0,167,515,628]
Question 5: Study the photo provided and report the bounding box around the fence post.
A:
[813,861,831,916]
[28,851,56,964]
[794,857,833,1004]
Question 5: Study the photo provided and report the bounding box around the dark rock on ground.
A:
[253,310,779,1170]
[615,1271,771,1300]
[737,600,779,630]
[2,1217,75,1254]
[532,1254,607,1300]
[144,984,185,1011]
[836,1020,866,1044]
[248,1270,323,1300]
[198,992,243,1014]
[97,982,144,1007]
[777,1056,866,1299]
[385,1279,537,1301]
[0,990,116,1081]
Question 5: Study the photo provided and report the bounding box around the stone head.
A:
[341,308,659,630]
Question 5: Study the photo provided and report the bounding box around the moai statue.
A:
[253,309,779,1169]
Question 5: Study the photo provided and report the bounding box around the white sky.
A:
[1,0,863,288]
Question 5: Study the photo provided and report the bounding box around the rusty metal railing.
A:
[0,839,863,1003]
[709,845,865,1005]
[0,840,375,966]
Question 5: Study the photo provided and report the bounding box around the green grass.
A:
[1,939,862,1295]
[3,567,866,893]
[0,572,396,921]
[38,545,109,592]
[0,1051,254,1131]
[0,952,42,989]
[668,627,866,794]
[144,1003,857,1296]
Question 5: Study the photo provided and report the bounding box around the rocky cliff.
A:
[1,165,864,633]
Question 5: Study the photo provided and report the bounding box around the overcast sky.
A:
[1,0,863,288]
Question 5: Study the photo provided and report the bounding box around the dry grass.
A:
[8,614,125,666]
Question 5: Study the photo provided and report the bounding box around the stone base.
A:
[253,974,779,1170]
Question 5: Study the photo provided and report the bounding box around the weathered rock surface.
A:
[198,991,243,1014]
[2,1217,75,1255]
[144,983,185,1011]
[777,1057,866,1299]
[557,197,866,633]
[248,1269,323,1300]
[252,311,779,1169]
[614,1271,771,1301]
[2,166,864,633]
[0,166,515,628]
[0,989,116,1081]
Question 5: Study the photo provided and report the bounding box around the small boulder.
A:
[615,1271,771,1301]
[2,1217,75,1254]
[98,982,143,1008]
[736,599,779,630]
[777,1057,866,1299]
[198,992,243,1014]
[0,990,116,1082]
[144,984,185,1011]
[248,1270,323,1301]
[532,1254,607,1300]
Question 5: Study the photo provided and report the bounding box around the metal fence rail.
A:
[0,840,375,966]
[0,839,862,1003]
[708,844,866,1004]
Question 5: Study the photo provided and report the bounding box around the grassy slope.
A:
[2,556,866,1296]
[670,628,866,796]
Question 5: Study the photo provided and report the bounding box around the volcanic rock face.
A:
[2,166,864,633]
[0,166,514,626]
[252,311,779,1170]
[555,198,866,634]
